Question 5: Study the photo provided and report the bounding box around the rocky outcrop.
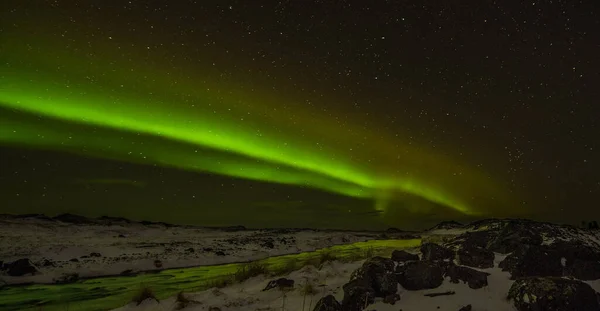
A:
[564,259,600,280]
[507,277,600,311]
[445,264,490,289]
[312,295,341,311]
[420,243,454,261]
[456,246,494,269]
[349,257,397,297]
[341,279,376,311]
[262,278,294,291]
[397,261,444,290]
[499,245,563,279]
[391,250,419,262]
[499,242,600,280]
[4,258,38,276]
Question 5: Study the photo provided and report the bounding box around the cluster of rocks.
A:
[312,219,600,311]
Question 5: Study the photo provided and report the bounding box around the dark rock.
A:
[97,215,132,223]
[445,265,489,289]
[430,221,463,230]
[421,243,454,261]
[40,259,55,267]
[508,277,600,311]
[386,227,402,233]
[424,291,455,297]
[383,293,401,305]
[341,279,376,311]
[312,294,342,311]
[117,234,126,238]
[0,261,3,270]
[457,246,494,269]
[261,241,275,249]
[391,250,419,262]
[203,247,213,252]
[215,251,226,256]
[458,305,472,311]
[487,222,543,254]
[208,307,221,311]
[154,260,163,268]
[564,259,600,280]
[397,261,444,290]
[53,213,93,224]
[120,269,135,276]
[55,273,79,284]
[69,258,79,263]
[553,242,600,266]
[349,256,397,297]
[80,255,90,259]
[89,252,102,258]
[262,278,294,291]
[498,245,563,279]
[185,247,195,253]
[5,258,38,276]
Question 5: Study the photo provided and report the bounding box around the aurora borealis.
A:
[1,1,598,229]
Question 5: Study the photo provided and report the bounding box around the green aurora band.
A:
[0,31,513,217]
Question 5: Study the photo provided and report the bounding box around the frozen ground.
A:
[113,252,519,311]
[0,215,393,285]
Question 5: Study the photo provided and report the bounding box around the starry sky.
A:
[0,0,598,230]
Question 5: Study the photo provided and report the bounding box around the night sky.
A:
[1,1,598,230]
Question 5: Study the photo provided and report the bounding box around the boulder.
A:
[391,250,419,262]
[457,245,494,269]
[54,273,79,284]
[313,295,341,311]
[421,243,454,261]
[507,277,600,311]
[5,258,38,276]
[341,279,376,311]
[262,278,294,291]
[487,222,543,254]
[458,305,472,311]
[563,259,600,280]
[397,261,444,290]
[349,256,397,297]
[445,265,490,289]
[498,245,563,279]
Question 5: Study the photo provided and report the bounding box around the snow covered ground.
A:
[0,215,389,285]
[112,253,519,311]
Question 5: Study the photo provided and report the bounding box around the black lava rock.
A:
[5,258,38,276]
[457,246,495,269]
[445,264,490,289]
[564,259,600,280]
[89,252,102,258]
[341,279,376,311]
[498,245,563,279]
[349,256,397,297]
[262,278,294,291]
[421,243,454,261]
[261,241,275,249]
[391,250,419,262]
[508,277,600,311]
[312,295,342,311]
[397,261,444,290]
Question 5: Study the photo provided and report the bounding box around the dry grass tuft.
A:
[131,285,158,306]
